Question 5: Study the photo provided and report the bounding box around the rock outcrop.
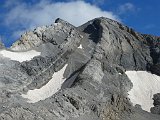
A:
[0,17,159,120]
[151,93,160,115]
[142,34,160,75]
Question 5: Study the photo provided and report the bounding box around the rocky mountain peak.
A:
[0,17,160,120]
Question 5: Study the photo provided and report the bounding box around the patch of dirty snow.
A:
[21,64,68,103]
[0,50,41,62]
[126,71,160,112]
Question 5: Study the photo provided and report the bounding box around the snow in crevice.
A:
[0,50,41,62]
[21,64,68,103]
[78,44,83,49]
[126,71,160,112]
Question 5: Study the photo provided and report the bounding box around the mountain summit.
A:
[0,17,160,120]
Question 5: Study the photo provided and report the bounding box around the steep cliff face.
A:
[0,17,159,120]
[142,34,160,75]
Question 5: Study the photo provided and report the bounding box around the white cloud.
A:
[118,3,135,14]
[4,0,119,39]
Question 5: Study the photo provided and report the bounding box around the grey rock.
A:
[151,93,160,115]
[153,93,160,106]
[151,105,160,115]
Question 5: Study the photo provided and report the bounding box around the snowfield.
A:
[126,71,160,112]
[0,50,41,62]
[22,64,68,103]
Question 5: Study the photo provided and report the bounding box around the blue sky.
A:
[0,0,159,47]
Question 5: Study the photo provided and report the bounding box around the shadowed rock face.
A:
[151,93,160,115]
[0,17,160,120]
[142,34,160,76]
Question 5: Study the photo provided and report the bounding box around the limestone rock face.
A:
[0,17,160,120]
[151,93,160,115]
[142,34,160,75]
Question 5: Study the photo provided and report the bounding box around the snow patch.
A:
[53,23,59,26]
[21,64,68,103]
[0,50,41,62]
[78,44,83,49]
[126,71,160,112]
